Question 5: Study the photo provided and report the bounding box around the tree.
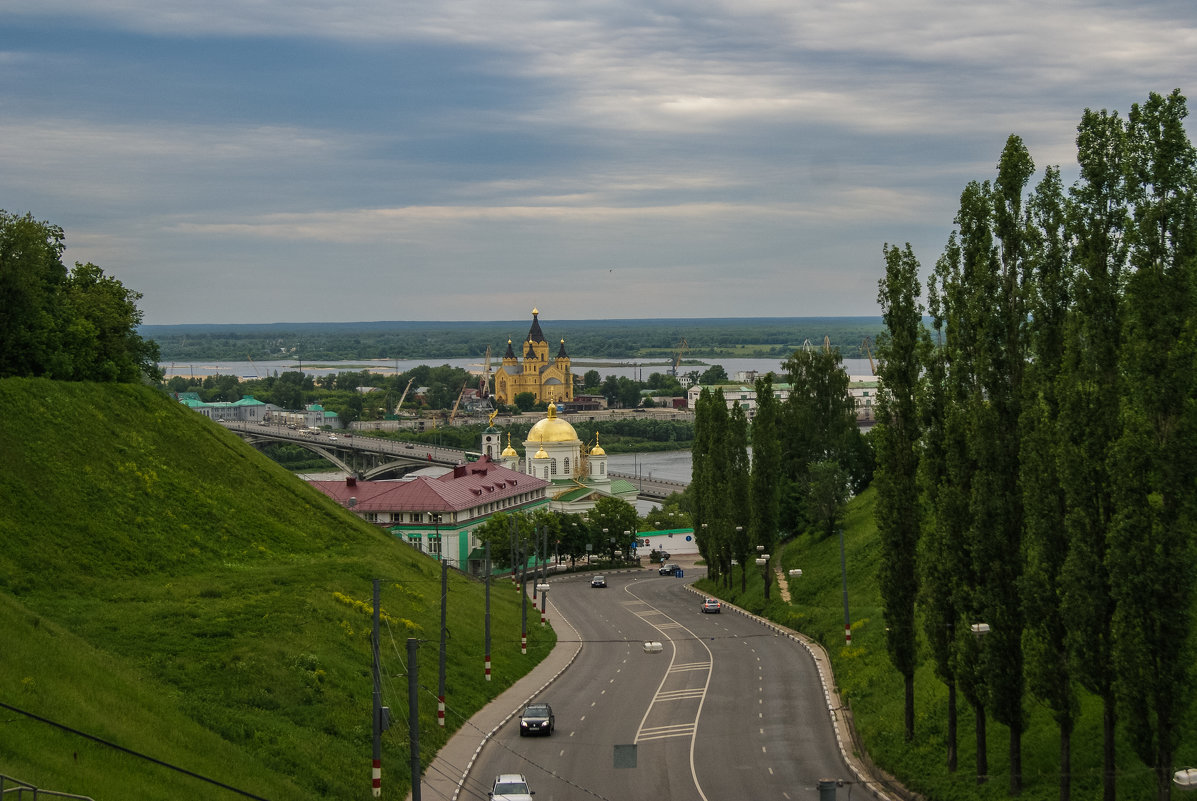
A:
[588,496,639,558]
[698,364,728,384]
[1018,164,1078,801]
[806,459,847,539]
[0,212,159,383]
[1109,89,1197,801]
[874,242,926,742]
[749,375,782,599]
[726,401,751,591]
[513,392,538,412]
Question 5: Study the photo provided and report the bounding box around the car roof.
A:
[496,773,526,783]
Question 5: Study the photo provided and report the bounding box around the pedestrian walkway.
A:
[775,567,792,601]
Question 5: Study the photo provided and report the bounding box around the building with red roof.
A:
[309,456,549,575]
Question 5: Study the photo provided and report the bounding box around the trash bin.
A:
[818,779,837,801]
[675,569,683,578]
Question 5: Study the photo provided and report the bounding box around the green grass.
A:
[0,378,555,800]
[695,488,1197,801]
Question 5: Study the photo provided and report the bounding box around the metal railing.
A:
[0,773,95,800]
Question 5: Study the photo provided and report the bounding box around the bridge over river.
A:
[219,420,688,499]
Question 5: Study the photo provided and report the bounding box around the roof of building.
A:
[526,403,578,443]
[526,308,546,343]
[309,456,549,514]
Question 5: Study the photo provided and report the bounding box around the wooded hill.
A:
[0,377,554,801]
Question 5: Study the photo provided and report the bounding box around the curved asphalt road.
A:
[441,564,888,801]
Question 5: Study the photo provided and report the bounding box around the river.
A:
[163,356,874,382]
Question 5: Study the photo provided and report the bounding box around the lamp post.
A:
[839,527,850,645]
[536,583,550,626]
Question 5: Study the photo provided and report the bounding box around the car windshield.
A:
[495,782,529,795]
[524,705,549,717]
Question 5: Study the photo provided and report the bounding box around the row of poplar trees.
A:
[873,89,1197,801]
[689,350,870,596]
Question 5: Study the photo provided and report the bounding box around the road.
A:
[462,566,852,801]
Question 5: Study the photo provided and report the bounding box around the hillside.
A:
[0,378,554,800]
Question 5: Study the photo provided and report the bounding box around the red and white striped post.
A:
[484,653,491,681]
[437,694,445,727]
[521,630,527,655]
[845,624,852,645]
[372,758,381,797]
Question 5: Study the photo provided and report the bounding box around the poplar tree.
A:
[1057,106,1129,801]
[1018,165,1076,801]
[727,400,751,591]
[750,375,782,599]
[1109,89,1197,801]
[874,242,926,741]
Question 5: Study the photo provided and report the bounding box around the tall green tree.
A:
[0,212,159,382]
[1109,89,1197,801]
[1018,164,1078,801]
[1058,104,1130,801]
[874,242,926,742]
[727,401,751,591]
[750,375,782,600]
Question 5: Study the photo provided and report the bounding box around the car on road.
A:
[701,597,721,614]
[518,703,555,737]
[328,434,338,441]
[491,774,535,801]
[591,575,606,588]
[659,563,680,576]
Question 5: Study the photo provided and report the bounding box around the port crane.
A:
[394,378,414,416]
[447,381,469,426]
[861,337,876,375]
[668,338,689,377]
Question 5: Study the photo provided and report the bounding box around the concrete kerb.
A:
[681,583,908,801]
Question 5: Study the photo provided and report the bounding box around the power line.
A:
[0,700,274,800]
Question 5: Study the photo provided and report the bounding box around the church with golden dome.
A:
[493,309,574,406]
[480,403,638,513]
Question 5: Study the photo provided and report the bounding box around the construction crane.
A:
[480,345,492,398]
[394,378,414,416]
[448,381,469,426]
[823,335,832,354]
[861,337,876,375]
[246,354,261,379]
[669,338,688,377]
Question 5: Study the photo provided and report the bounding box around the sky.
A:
[3,1,1195,325]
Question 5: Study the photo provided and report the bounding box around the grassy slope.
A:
[0,378,555,801]
[696,488,1197,801]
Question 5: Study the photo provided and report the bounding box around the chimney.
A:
[346,476,357,487]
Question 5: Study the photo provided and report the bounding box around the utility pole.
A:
[438,556,447,727]
[408,638,421,801]
[371,579,385,798]
[484,542,492,681]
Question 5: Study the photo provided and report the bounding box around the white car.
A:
[491,773,534,801]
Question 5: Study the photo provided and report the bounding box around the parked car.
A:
[518,703,555,737]
[701,597,721,614]
[591,575,606,588]
[659,563,680,576]
[491,773,535,800]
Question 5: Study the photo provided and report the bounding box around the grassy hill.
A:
[0,378,554,800]
[696,489,1197,801]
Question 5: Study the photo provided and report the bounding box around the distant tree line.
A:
[871,90,1197,801]
[145,317,885,362]
[0,211,160,383]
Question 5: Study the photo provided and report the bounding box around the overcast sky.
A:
[3,1,1194,325]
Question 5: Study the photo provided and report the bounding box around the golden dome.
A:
[527,403,579,443]
[502,432,518,458]
[590,431,606,457]
[533,446,549,460]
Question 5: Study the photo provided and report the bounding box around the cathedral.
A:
[480,403,639,513]
[493,309,574,406]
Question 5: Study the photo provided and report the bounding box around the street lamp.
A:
[536,583,550,626]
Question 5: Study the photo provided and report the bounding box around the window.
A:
[550,458,558,475]
[600,462,606,475]
[428,534,442,558]
[563,457,570,474]
[407,534,422,550]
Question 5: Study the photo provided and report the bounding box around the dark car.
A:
[519,703,555,737]
[591,575,606,588]
[659,563,680,576]
[701,597,721,614]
